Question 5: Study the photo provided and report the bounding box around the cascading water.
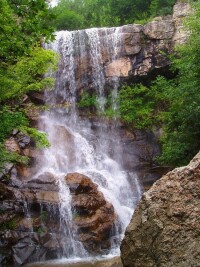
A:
[38,26,143,261]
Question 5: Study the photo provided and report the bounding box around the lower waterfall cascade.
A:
[32,26,144,262]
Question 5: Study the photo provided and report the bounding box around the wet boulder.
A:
[65,173,116,253]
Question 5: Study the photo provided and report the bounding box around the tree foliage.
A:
[0,0,57,169]
[52,0,177,30]
[0,47,57,102]
[119,85,154,128]
[118,80,171,129]
[0,0,55,62]
[157,1,200,166]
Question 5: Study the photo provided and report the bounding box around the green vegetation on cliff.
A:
[0,0,57,169]
[157,1,200,166]
[117,2,200,167]
[52,0,176,30]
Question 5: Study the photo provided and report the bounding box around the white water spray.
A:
[41,26,142,259]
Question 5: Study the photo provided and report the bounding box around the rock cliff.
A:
[52,1,190,102]
[121,151,200,267]
[113,1,190,78]
[106,1,190,80]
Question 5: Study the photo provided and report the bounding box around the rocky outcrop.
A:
[172,1,191,44]
[0,128,43,184]
[0,171,62,267]
[121,152,200,267]
[66,173,116,253]
[0,172,116,266]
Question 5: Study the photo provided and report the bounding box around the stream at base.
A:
[25,256,122,267]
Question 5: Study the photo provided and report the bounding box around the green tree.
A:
[119,84,154,128]
[52,0,84,30]
[0,47,57,102]
[0,0,55,62]
[118,79,169,129]
[157,1,200,166]
[52,0,177,30]
[0,0,57,169]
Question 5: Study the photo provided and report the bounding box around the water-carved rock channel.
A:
[0,5,190,264]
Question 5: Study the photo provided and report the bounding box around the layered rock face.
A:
[0,173,61,267]
[121,152,200,267]
[105,1,190,79]
[0,171,115,266]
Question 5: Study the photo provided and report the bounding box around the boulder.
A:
[121,152,200,267]
[66,173,116,253]
[66,172,99,195]
[5,138,21,153]
[122,33,142,56]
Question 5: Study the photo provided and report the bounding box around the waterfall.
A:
[39,27,142,260]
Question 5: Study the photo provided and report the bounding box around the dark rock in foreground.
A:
[0,172,116,266]
[121,152,200,267]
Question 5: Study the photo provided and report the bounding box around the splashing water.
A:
[40,27,143,260]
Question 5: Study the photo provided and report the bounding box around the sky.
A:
[50,0,58,7]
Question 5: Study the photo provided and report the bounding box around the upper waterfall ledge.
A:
[104,1,190,78]
[50,1,190,99]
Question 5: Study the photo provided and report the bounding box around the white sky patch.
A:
[50,0,59,7]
